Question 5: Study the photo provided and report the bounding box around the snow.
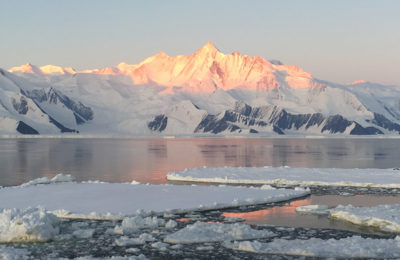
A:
[164,221,275,244]
[0,207,59,242]
[330,204,400,233]
[295,205,329,215]
[167,166,400,188]
[0,177,309,220]
[224,236,400,258]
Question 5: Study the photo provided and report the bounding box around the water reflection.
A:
[222,194,400,233]
[0,138,399,186]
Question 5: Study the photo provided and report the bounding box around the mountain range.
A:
[1,42,400,136]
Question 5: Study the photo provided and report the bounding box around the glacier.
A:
[1,42,400,136]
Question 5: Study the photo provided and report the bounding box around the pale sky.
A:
[1,0,399,85]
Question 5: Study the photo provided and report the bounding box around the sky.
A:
[1,0,399,85]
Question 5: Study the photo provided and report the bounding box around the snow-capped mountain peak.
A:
[9,63,42,74]
[39,65,76,75]
[193,41,222,59]
[8,64,76,75]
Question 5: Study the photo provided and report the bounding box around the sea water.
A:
[1,137,400,258]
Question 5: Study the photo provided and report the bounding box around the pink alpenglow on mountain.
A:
[85,42,320,93]
[9,64,76,75]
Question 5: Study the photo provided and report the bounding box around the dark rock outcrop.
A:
[148,115,168,132]
[16,121,39,135]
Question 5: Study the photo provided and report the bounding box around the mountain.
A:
[92,41,320,93]
[1,42,400,136]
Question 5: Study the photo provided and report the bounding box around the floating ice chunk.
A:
[126,248,140,254]
[0,207,59,242]
[223,217,245,223]
[21,173,75,187]
[115,236,144,246]
[196,245,214,251]
[119,216,166,233]
[170,244,183,250]
[72,229,95,239]
[167,167,400,188]
[165,220,177,229]
[115,234,155,246]
[151,242,169,250]
[295,205,329,215]
[164,221,275,244]
[21,177,52,187]
[224,236,400,258]
[330,204,400,233]
[51,173,76,183]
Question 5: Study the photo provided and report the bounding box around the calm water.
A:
[2,137,400,258]
[0,137,400,187]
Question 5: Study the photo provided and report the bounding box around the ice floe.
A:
[72,229,95,239]
[115,233,155,246]
[224,236,400,258]
[330,204,400,233]
[0,178,309,220]
[0,207,59,242]
[164,221,275,244]
[21,173,76,187]
[167,166,400,188]
[295,205,329,215]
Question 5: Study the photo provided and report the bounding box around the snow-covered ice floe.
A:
[223,236,400,258]
[167,166,400,188]
[331,204,400,233]
[164,221,275,244]
[0,176,309,220]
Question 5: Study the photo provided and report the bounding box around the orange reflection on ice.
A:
[222,198,311,222]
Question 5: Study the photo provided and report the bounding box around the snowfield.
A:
[224,236,400,258]
[167,166,400,188]
[0,177,309,220]
[331,204,400,233]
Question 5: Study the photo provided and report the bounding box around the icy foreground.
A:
[331,204,400,233]
[168,166,400,188]
[0,179,309,220]
[224,236,400,258]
